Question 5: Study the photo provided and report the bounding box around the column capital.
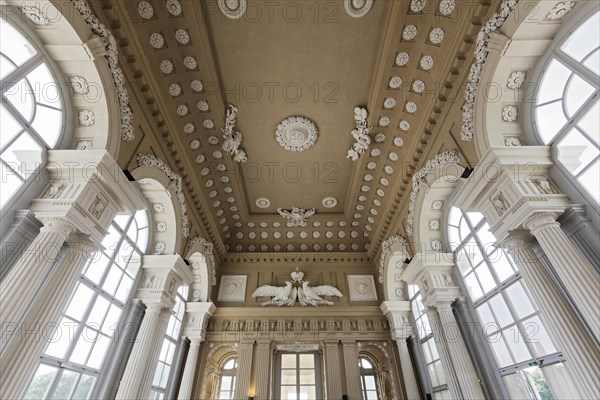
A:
[381,301,414,340]
[135,255,193,309]
[523,212,561,234]
[30,150,146,243]
[181,302,216,341]
[404,253,462,307]
[453,146,571,242]
[38,217,78,237]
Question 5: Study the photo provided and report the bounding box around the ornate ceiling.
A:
[96,0,501,257]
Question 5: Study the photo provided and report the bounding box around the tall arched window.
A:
[22,210,149,400]
[447,207,577,399]
[408,285,450,400]
[149,285,189,399]
[0,13,65,210]
[532,8,599,204]
[359,357,379,400]
[217,358,237,400]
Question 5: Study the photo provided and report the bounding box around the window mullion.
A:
[555,50,600,89]
[0,54,44,95]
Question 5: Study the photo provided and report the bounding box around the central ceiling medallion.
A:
[275,116,318,152]
[217,0,247,19]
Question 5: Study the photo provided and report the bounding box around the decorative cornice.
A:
[347,107,373,162]
[137,154,189,237]
[70,0,135,141]
[221,105,247,163]
[460,0,520,141]
[378,235,408,284]
[406,150,461,236]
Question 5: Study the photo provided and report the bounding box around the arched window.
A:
[0,13,66,210]
[408,284,450,399]
[532,8,599,204]
[149,285,189,399]
[359,357,378,400]
[22,210,149,400]
[447,207,577,399]
[217,357,237,400]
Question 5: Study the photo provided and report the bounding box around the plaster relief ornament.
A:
[276,116,318,152]
[322,197,338,208]
[277,207,316,227]
[461,0,520,141]
[347,107,373,161]
[78,110,95,126]
[344,0,373,18]
[149,32,165,49]
[501,105,518,122]
[402,25,418,41]
[504,137,522,147]
[547,0,576,21]
[507,70,527,89]
[428,27,445,44]
[395,52,410,66]
[218,0,248,19]
[137,1,154,19]
[221,105,247,162]
[70,76,89,94]
[183,56,197,70]
[160,60,174,74]
[439,0,456,15]
[166,0,182,16]
[411,0,427,12]
[251,268,344,306]
[389,76,402,89]
[420,55,434,70]
[21,5,50,25]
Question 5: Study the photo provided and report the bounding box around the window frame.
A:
[523,2,600,224]
[273,351,323,400]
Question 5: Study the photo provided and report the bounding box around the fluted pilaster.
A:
[234,341,254,399]
[342,341,362,399]
[253,342,271,399]
[324,341,343,399]
[504,231,600,398]
[525,213,600,341]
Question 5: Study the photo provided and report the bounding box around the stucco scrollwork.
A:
[221,105,248,163]
[347,107,373,162]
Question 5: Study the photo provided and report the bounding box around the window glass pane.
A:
[299,369,315,384]
[1,132,43,179]
[475,224,497,254]
[464,272,483,300]
[0,162,24,208]
[0,54,15,79]
[0,103,23,149]
[0,18,37,66]
[536,101,569,144]
[583,47,599,76]
[281,369,296,385]
[65,283,94,321]
[476,303,497,330]
[522,316,557,357]
[506,282,536,319]
[101,304,122,335]
[27,63,61,108]
[466,211,483,226]
[281,386,298,400]
[23,364,58,400]
[489,295,514,328]
[86,296,110,328]
[86,333,111,369]
[5,77,35,122]
[475,264,496,293]
[488,250,515,282]
[505,329,532,364]
[44,317,78,359]
[50,370,79,399]
[538,60,571,104]
[69,329,96,365]
[560,11,600,62]
[578,101,600,145]
[503,373,531,399]
[281,354,296,368]
[490,336,513,367]
[360,358,373,369]
[363,375,376,390]
[223,359,236,370]
[71,375,95,400]
[578,159,600,202]
[299,354,314,368]
[101,226,121,257]
[556,129,599,175]
[523,366,556,400]
[84,253,111,285]
[564,74,595,118]
[298,386,316,400]
[102,266,123,296]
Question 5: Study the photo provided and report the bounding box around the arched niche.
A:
[358,342,400,400]
[197,343,238,400]
[471,0,588,158]
[186,237,218,302]
[130,166,181,255]
[379,236,411,302]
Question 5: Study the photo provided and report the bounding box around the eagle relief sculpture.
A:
[252,268,343,307]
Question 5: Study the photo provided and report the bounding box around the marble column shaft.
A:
[505,233,600,398]
[406,335,431,399]
[525,214,600,342]
[177,339,202,400]
[396,338,421,400]
[0,233,94,400]
[165,336,190,399]
[341,341,363,399]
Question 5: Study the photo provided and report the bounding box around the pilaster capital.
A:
[30,150,146,244]
[523,212,560,234]
[380,301,414,340]
[403,253,462,307]
[182,301,216,341]
[38,217,78,237]
[135,255,193,309]
[453,146,571,242]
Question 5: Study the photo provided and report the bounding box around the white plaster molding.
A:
[461,0,520,141]
[69,0,135,141]
[276,116,318,152]
[277,207,316,227]
[347,107,373,162]
[136,154,189,237]
[221,105,248,163]
[187,236,217,286]
[344,0,373,18]
[217,275,247,302]
[21,5,50,25]
[406,150,461,236]
[218,0,248,19]
[348,275,378,301]
[378,235,408,284]
[547,0,577,20]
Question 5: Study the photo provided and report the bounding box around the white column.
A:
[380,301,420,400]
[116,255,193,400]
[0,218,76,326]
[253,341,271,399]
[0,233,96,400]
[234,341,254,399]
[503,231,599,398]
[323,341,343,399]
[341,341,363,400]
[178,302,216,400]
[524,213,600,342]
[426,308,462,399]
[116,304,170,399]
[435,303,484,400]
